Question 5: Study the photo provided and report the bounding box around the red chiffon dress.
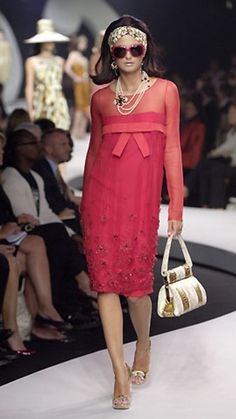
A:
[81,78,183,297]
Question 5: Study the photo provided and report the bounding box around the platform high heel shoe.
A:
[112,363,131,409]
[131,340,151,385]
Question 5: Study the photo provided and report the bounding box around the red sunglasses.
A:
[112,44,145,59]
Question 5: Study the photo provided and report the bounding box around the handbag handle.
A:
[161,235,193,277]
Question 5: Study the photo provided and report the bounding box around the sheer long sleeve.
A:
[164,81,184,221]
[83,91,103,188]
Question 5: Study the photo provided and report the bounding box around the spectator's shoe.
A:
[34,314,73,330]
[66,311,101,330]
[1,342,36,356]
[30,333,75,344]
[76,290,98,315]
[13,348,36,356]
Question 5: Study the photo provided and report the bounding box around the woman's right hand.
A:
[0,222,21,239]
[17,213,39,226]
[0,244,16,256]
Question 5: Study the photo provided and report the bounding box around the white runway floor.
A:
[0,312,236,419]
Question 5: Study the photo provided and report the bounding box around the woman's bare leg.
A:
[2,255,27,351]
[75,270,97,299]
[23,266,66,341]
[98,293,130,398]
[24,276,38,318]
[127,295,152,371]
[17,239,66,341]
[18,236,63,321]
[21,270,64,340]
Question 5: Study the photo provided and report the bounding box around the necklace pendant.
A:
[114,94,128,107]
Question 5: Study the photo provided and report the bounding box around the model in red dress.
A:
[81,15,183,410]
[82,79,183,296]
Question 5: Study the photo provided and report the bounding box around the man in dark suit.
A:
[33,128,82,236]
[33,129,99,312]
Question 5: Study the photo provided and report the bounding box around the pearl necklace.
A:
[113,71,151,115]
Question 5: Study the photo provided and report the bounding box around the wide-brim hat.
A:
[24,19,69,44]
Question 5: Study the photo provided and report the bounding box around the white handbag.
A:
[157,235,207,317]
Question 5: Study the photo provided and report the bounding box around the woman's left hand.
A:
[168,220,183,237]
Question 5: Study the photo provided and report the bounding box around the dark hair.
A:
[6,108,31,136]
[92,15,165,85]
[41,128,67,144]
[34,118,55,133]
[185,94,203,114]
[4,129,36,167]
[68,34,88,52]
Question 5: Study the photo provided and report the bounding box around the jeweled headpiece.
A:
[108,26,147,49]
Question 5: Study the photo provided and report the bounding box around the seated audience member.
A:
[198,102,236,208]
[5,108,31,136]
[184,102,236,207]
[32,127,97,308]
[181,96,206,174]
[33,128,82,236]
[1,129,98,324]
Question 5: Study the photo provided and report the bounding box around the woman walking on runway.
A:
[24,19,70,130]
[81,15,184,409]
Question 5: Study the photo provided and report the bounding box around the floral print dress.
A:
[33,56,70,130]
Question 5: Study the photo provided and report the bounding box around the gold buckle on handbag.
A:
[168,264,192,284]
